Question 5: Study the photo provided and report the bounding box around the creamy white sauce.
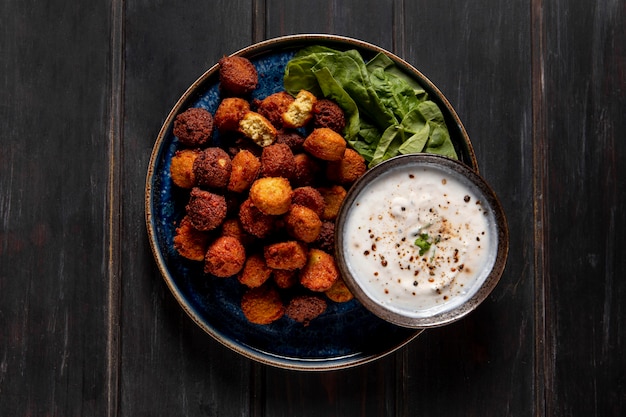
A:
[343,163,497,318]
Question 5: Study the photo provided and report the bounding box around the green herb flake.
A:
[414,233,432,256]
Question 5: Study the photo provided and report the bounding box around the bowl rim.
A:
[334,153,509,329]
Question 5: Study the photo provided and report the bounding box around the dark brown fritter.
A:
[238,198,275,238]
[214,97,250,132]
[255,91,295,129]
[241,285,285,325]
[204,236,246,277]
[228,149,261,193]
[291,186,325,218]
[303,128,347,161]
[291,153,323,187]
[286,295,327,326]
[173,107,214,147]
[173,216,211,261]
[238,253,272,288]
[313,99,346,133]
[170,149,200,189]
[261,143,295,179]
[274,130,306,153]
[186,188,227,232]
[218,56,258,96]
[325,148,367,184]
[264,241,308,271]
[312,221,334,253]
[193,147,232,189]
[283,205,322,243]
[299,249,339,292]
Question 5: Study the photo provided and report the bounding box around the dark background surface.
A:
[1,0,624,415]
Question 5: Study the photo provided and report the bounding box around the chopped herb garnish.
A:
[414,233,432,255]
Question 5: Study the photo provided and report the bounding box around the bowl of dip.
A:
[335,154,508,328]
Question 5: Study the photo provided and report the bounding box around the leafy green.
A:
[414,233,432,256]
[283,46,458,167]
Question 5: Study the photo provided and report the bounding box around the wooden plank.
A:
[0,0,113,415]
[542,1,626,415]
[120,1,258,415]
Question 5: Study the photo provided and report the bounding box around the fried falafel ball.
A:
[299,248,339,292]
[317,185,347,221]
[238,253,272,288]
[326,148,367,184]
[291,186,325,218]
[173,216,211,261]
[272,269,298,289]
[214,97,250,132]
[239,111,277,147]
[238,198,275,238]
[275,130,306,153]
[186,187,227,232]
[284,205,322,243]
[241,285,285,325]
[204,235,246,277]
[228,149,261,193]
[173,107,214,147]
[170,149,200,189]
[282,90,317,128]
[249,177,292,215]
[218,56,258,96]
[220,217,254,246]
[313,98,346,133]
[286,295,327,326]
[261,143,295,179]
[292,153,323,187]
[303,127,347,161]
[193,147,232,189]
[255,91,294,129]
[324,277,354,303]
[312,221,335,253]
[264,241,308,271]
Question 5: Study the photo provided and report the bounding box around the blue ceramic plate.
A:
[146,35,477,370]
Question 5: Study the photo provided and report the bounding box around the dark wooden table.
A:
[2,0,624,415]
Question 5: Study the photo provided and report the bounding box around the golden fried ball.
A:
[283,205,322,243]
[173,216,210,261]
[317,185,347,220]
[214,97,250,132]
[241,285,285,325]
[170,149,200,189]
[264,241,308,271]
[255,91,294,129]
[303,127,346,161]
[325,148,367,184]
[238,253,272,288]
[204,236,246,278]
[249,177,292,215]
[299,249,339,292]
[324,278,354,303]
[228,149,261,193]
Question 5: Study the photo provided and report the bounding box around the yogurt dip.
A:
[340,158,499,320]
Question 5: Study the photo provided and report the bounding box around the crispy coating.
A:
[170,149,200,189]
[186,187,227,232]
[204,236,246,277]
[282,90,317,128]
[220,217,255,245]
[292,153,323,187]
[193,147,232,189]
[241,285,285,325]
[324,278,354,303]
[214,97,250,132]
[218,56,258,96]
[325,148,367,184]
[318,185,347,220]
[313,99,346,133]
[291,186,325,217]
[303,127,347,161]
[238,198,275,238]
[313,221,335,253]
[228,149,261,193]
[255,91,294,128]
[264,241,308,271]
[239,111,277,147]
[286,295,327,326]
[275,130,305,153]
[284,205,322,243]
[249,177,292,215]
[173,107,214,147]
[272,269,298,289]
[261,143,295,179]
[238,253,272,288]
[299,249,339,292]
[173,216,211,261]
